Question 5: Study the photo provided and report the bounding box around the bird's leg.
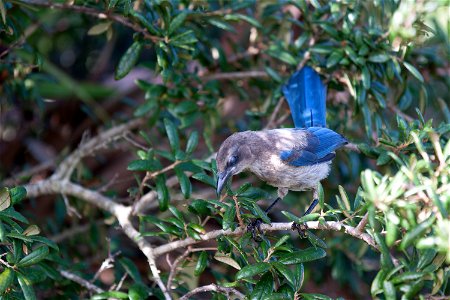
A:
[265,197,281,213]
[292,188,319,238]
[247,197,282,242]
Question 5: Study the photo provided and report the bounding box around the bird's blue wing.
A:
[282,66,327,128]
[280,127,347,167]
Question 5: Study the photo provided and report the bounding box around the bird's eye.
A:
[228,155,238,166]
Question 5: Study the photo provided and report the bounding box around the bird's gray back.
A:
[243,129,331,190]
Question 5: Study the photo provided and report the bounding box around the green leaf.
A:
[128,159,160,172]
[175,167,191,199]
[10,186,26,204]
[0,220,4,242]
[236,262,270,280]
[307,231,327,249]
[128,283,149,300]
[194,251,208,276]
[164,118,180,152]
[361,66,371,90]
[265,66,282,83]
[250,271,273,299]
[0,187,11,211]
[119,257,142,283]
[274,234,290,249]
[376,151,391,166]
[92,291,128,299]
[279,248,326,264]
[155,175,169,211]
[168,11,187,35]
[17,274,36,300]
[87,22,111,35]
[273,262,295,288]
[368,53,390,63]
[403,61,424,83]
[0,268,14,294]
[229,13,261,28]
[281,211,320,224]
[0,0,6,25]
[192,173,216,187]
[293,264,305,291]
[338,185,351,211]
[252,203,270,224]
[108,0,119,9]
[391,272,424,284]
[115,41,143,80]
[23,225,40,236]
[185,131,199,154]
[400,215,436,250]
[214,253,241,270]
[207,19,235,32]
[383,280,396,300]
[17,246,49,267]
[29,236,58,251]
[317,182,324,209]
[188,199,212,216]
[131,11,160,35]
[222,204,235,230]
[326,50,343,68]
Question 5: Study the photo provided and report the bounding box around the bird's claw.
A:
[292,222,309,238]
[247,218,263,242]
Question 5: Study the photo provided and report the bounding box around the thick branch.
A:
[154,221,379,257]
[24,179,171,300]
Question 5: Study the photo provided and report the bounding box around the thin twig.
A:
[232,196,245,229]
[179,283,245,300]
[167,247,191,292]
[60,269,105,294]
[264,97,286,130]
[17,0,161,42]
[200,70,268,81]
[52,118,144,181]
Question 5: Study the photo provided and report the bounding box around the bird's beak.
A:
[216,169,233,197]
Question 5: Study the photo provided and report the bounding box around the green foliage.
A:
[0,187,59,299]
[1,0,449,299]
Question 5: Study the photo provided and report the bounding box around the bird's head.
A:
[215,132,253,196]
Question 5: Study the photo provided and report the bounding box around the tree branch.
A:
[153,221,379,257]
[200,70,268,81]
[17,0,161,42]
[52,118,144,181]
[179,284,245,300]
[60,269,105,294]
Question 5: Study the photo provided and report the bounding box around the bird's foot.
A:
[291,222,309,238]
[247,218,263,242]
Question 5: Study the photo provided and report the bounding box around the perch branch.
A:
[153,221,379,257]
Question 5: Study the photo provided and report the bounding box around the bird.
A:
[215,66,348,238]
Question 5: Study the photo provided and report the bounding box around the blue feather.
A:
[282,66,327,128]
[280,127,347,167]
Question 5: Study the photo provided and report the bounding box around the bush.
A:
[0,0,448,299]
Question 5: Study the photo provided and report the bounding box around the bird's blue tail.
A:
[282,66,327,128]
